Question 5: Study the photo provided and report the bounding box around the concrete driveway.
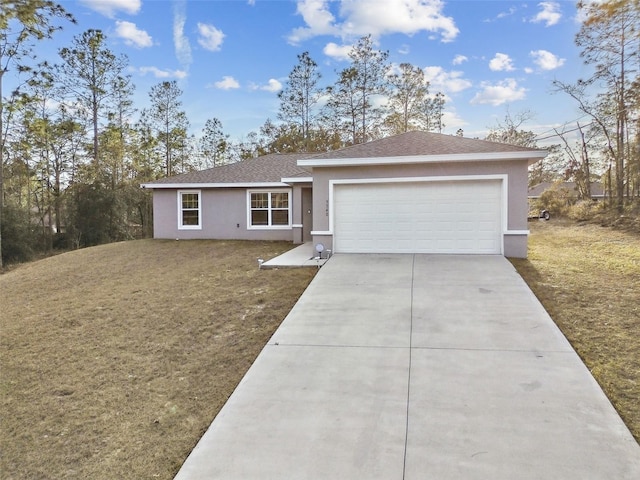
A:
[175,254,640,479]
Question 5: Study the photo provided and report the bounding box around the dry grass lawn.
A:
[2,222,638,479]
[511,220,640,443]
[0,240,316,479]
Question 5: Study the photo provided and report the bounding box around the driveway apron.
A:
[174,254,640,480]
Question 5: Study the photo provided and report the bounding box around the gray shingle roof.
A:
[310,131,543,159]
[144,153,315,186]
[144,131,545,187]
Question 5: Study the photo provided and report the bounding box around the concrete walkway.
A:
[260,242,329,269]
[175,254,640,479]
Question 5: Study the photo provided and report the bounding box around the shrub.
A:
[1,204,38,264]
[568,199,601,221]
[536,183,576,217]
[65,181,120,247]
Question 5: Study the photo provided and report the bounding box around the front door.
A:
[302,188,313,241]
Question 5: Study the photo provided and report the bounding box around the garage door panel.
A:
[334,180,502,254]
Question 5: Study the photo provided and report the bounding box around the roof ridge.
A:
[308,130,545,161]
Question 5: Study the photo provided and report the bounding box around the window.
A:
[178,190,201,229]
[248,190,291,228]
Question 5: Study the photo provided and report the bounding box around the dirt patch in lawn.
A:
[0,240,316,479]
[511,220,640,443]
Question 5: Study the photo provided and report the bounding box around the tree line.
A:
[465,1,639,215]
[233,41,446,157]
[1,0,638,267]
[0,2,446,265]
[551,0,640,212]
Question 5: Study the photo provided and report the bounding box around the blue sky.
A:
[12,0,593,145]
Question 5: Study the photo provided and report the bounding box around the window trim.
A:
[177,190,202,230]
[247,189,292,230]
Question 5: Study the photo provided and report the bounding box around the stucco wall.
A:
[152,188,294,242]
[310,159,530,258]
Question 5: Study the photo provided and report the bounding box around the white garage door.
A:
[333,180,502,254]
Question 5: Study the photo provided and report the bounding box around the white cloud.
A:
[574,2,593,24]
[262,79,283,93]
[78,0,141,18]
[497,6,517,19]
[452,54,468,65]
[470,78,527,106]
[339,0,459,42]
[442,108,467,131]
[213,76,241,90]
[422,66,472,94]
[197,23,225,52]
[115,20,152,48]
[173,0,192,68]
[530,49,565,70]
[489,53,515,72]
[138,66,188,79]
[484,5,517,23]
[249,79,284,92]
[288,0,459,44]
[323,42,353,61]
[532,2,562,27]
[288,0,339,44]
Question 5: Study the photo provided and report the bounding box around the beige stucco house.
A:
[141,131,547,258]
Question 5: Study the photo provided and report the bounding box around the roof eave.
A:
[298,151,548,168]
[281,176,313,184]
[140,182,290,189]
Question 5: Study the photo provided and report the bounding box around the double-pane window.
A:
[249,191,290,227]
[179,191,201,229]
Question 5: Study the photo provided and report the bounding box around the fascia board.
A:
[140,182,289,189]
[298,150,548,168]
[281,176,313,184]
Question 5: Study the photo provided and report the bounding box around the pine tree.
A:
[277,52,322,152]
[146,81,190,177]
[0,0,74,267]
[200,118,230,168]
[57,29,128,170]
[325,35,390,144]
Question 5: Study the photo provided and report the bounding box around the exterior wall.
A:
[152,188,294,242]
[310,159,530,258]
[504,234,528,258]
